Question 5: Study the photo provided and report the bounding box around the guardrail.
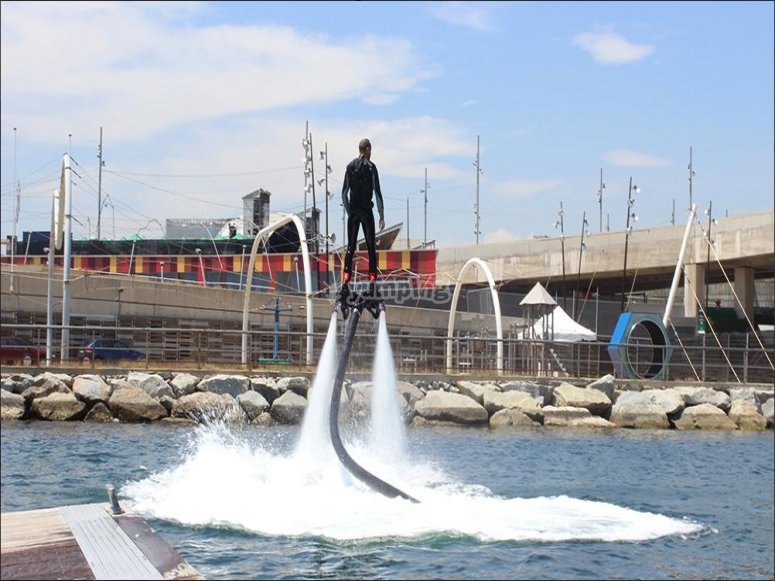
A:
[1,322,772,385]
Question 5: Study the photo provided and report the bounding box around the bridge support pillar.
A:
[683,263,706,318]
[734,266,754,320]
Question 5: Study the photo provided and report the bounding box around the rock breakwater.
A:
[1,371,772,431]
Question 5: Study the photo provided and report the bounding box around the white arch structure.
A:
[242,214,313,366]
[445,257,503,374]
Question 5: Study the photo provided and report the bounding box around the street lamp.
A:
[116,288,124,328]
[553,202,566,311]
[319,143,333,293]
[574,211,589,319]
[596,168,605,233]
[621,177,639,312]
[195,248,205,288]
[44,245,55,366]
[704,201,717,310]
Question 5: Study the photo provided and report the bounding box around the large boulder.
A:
[83,402,115,422]
[482,390,543,422]
[641,388,685,418]
[276,376,311,398]
[675,386,731,412]
[727,400,766,431]
[108,384,169,422]
[72,374,112,405]
[1,388,25,419]
[21,373,70,402]
[552,382,612,417]
[30,392,86,421]
[250,377,280,404]
[542,405,615,428]
[762,398,774,428]
[171,392,244,423]
[269,390,307,424]
[169,373,200,397]
[125,372,175,400]
[198,374,250,398]
[237,390,270,421]
[414,390,488,425]
[489,408,540,428]
[610,391,669,429]
[673,403,737,430]
[454,380,500,405]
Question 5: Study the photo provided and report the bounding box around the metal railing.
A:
[2,321,772,385]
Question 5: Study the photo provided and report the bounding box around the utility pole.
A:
[422,167,429,247]
[11,127,18,293]
[97,126,104,239]
[406,197,410,248]
[705,200,714,310]
[474,135,483,244]
[597,168,605,233]
[554,202,566,311]
[574,211,589,319]
[688,146,695,211]
[621,177,639,312]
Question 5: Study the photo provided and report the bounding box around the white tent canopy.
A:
[521,304,597,342]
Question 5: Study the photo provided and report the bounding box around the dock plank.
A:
[1,504,202,581]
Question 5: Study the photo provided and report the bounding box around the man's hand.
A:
[379,219,385,231]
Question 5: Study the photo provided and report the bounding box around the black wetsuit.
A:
[341,156,384,280]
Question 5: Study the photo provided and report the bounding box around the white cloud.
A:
[430,1,494,31]
[603,149,671,168]
[0,3,436,144]
[483,227,523,244]
[493,178,562,198]
[572,31,654,65]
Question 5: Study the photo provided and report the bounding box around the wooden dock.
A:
[1,500,202,580]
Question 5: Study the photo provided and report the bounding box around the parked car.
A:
[77,337,145,362]
[0,336,47,366]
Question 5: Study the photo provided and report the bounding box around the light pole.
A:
[553,202,566,311]
[195,248,205,287]
[44,245,55,366]
[596,168,605,233]
[704,201,717,310]
[422,167,430,247]
[319,143,333,293]
[116,288,124,328]
[574,211,589,319]
[621,177,639,312]
[473,135,483,244]
[241,244,247,290]
[688,146,695,211]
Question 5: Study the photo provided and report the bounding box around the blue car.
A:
[77,337,145,362]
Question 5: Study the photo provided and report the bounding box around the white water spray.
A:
[293,312,338,465]
[368,312,407,464]
[121,307,708,544]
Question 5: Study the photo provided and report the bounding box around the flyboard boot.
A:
[336,271,352,319]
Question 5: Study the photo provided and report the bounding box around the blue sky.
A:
[1,1,773,250]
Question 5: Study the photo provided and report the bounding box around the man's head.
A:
[358,138,372,159]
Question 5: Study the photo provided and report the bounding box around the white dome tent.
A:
[521,304,597,342]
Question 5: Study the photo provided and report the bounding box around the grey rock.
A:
[108,385,169,423]
[30,392,86,421]
[199,374,250,398]
[674,403,738,430]
[1,388,25,419]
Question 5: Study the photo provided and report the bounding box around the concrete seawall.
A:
[2,370,772,431]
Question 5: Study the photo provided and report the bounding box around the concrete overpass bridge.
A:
[435,209,774,321]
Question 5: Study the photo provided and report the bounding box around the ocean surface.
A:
[2,421,773,580]
[2,316,773,580]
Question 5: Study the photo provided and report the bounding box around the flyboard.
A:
[330,283,419,503]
